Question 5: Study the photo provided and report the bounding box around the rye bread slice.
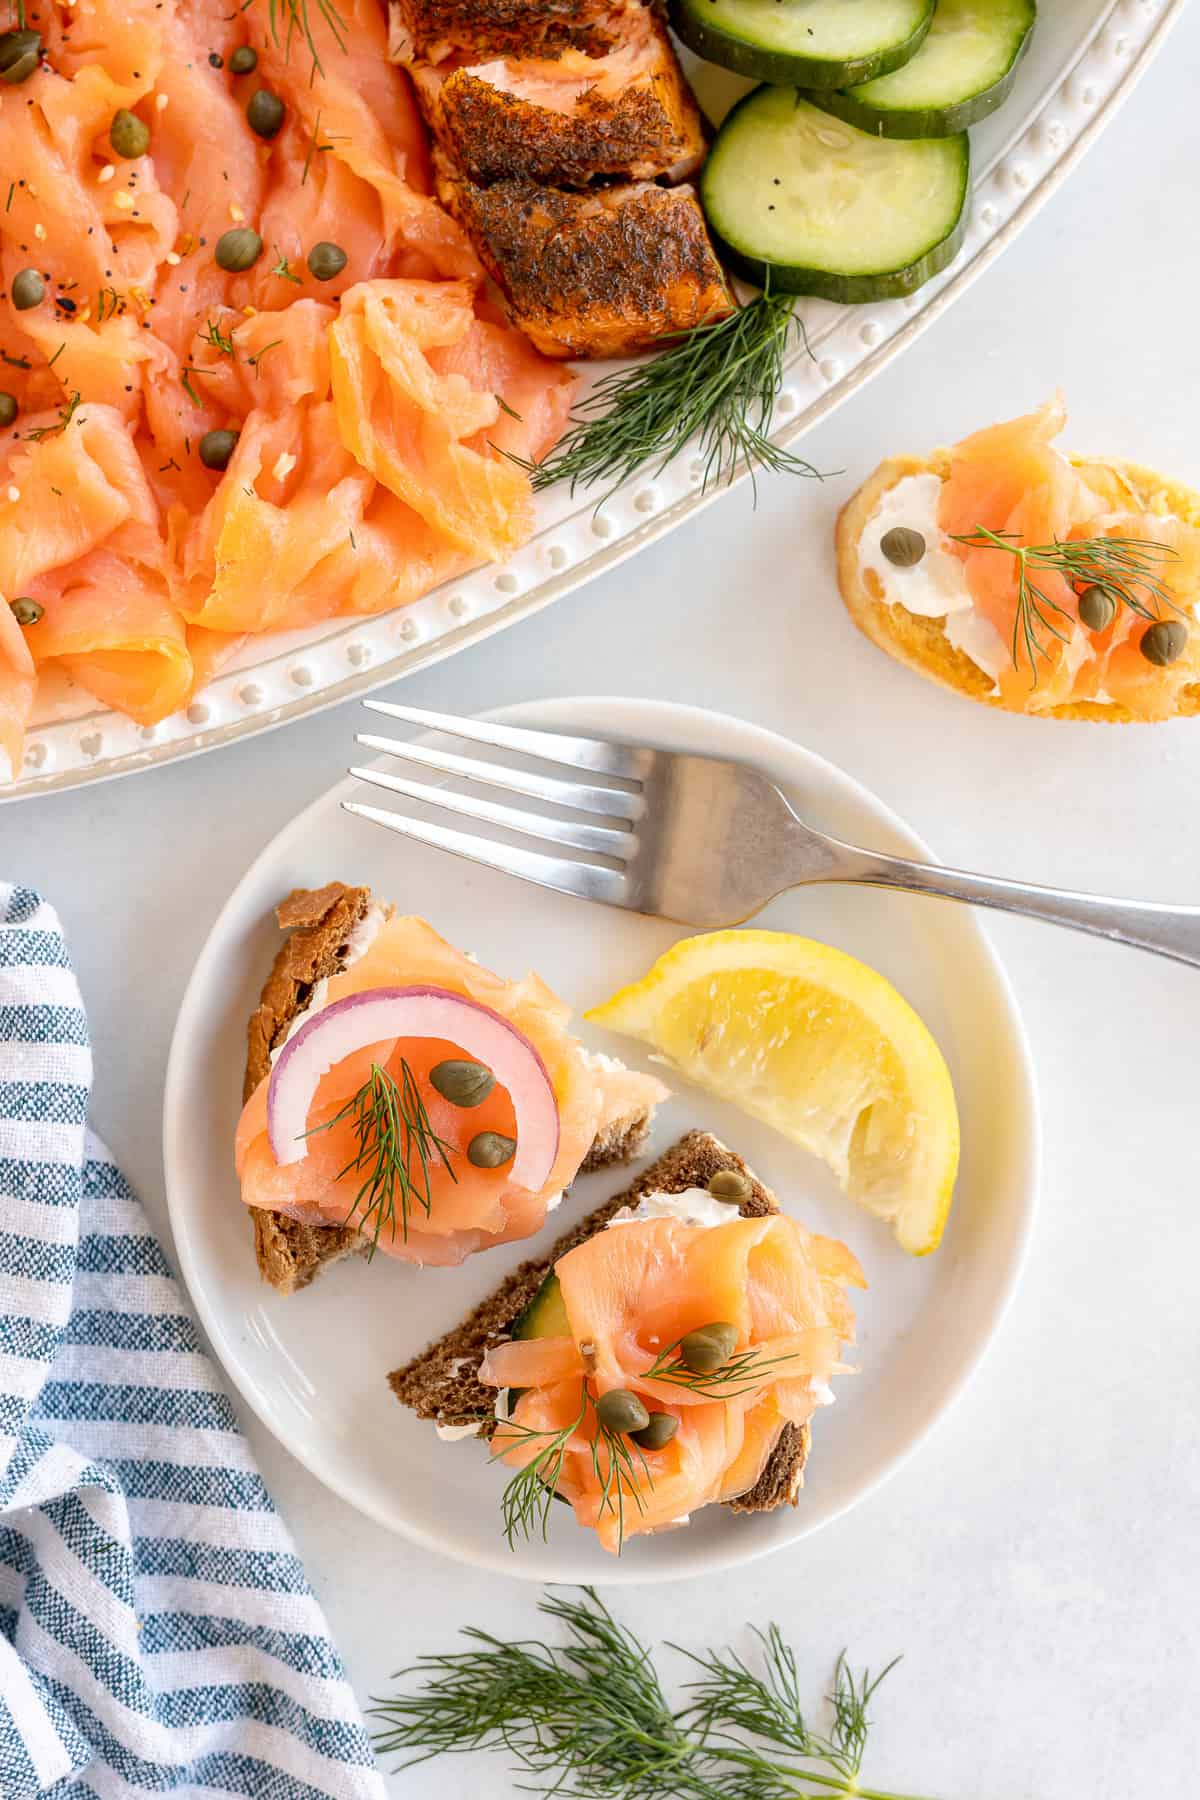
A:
[244,885,657,1296]
[387,1129,811,1516]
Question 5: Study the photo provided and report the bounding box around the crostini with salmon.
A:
[836,398,1200,721]
[235,884,668,1290]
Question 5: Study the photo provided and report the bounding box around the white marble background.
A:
[11,12,1200,1794]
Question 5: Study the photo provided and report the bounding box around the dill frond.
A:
[518,291,823,501]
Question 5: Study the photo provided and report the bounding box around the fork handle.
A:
[827,843,1200,970]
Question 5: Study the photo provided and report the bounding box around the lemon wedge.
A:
[586,930,960,1255]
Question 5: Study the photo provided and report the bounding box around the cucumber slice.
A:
[807,0,1036,137]
[513,1271,570,1340]
[701,88,969,302]
[671,0,934,89]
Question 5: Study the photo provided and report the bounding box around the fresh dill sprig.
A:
[305,1058,456,1255]
[491,1390,586,1549]
[247,337,282,378]
[494,1389,654,1553]
[516,291,822,501]
[181,365,216,407]
[951,524,1180,681]
[369,1587,932,1800]
[198,315,237,359]
[270,248,303,285]
[640,1337,802,1399]
[96,285,126,322]
[300,108,333,184]
[25,391,81,441]
[267,0,346,78]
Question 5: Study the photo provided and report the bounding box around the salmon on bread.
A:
[239,884,668,1292]
[390,1131,864,1549]
[434,158,733,358]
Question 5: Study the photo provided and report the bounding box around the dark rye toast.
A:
[243,883,659,1296]
[388,1130,811,1516]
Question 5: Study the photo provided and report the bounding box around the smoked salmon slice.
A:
[483,1212,863,1552]
[0,0,573,773]
[236,916,668,1268]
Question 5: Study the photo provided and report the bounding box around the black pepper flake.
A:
[208,50,223,65]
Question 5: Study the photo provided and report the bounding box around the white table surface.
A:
[10,18,1200,1795]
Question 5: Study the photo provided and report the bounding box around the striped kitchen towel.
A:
[0,886,386,1800]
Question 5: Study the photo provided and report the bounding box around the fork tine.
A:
[349,764,634,859]
[342,800,631,908]
[361,700,651,781]
[355,731,643,823]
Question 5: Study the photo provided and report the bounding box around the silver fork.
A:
[344,702,1200,969]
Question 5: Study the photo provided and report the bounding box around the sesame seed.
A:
[228,202,245,222]
[6,486,19,503]
[272,451,297,481]
[113,190,135,211]
[98,165,115,184]
[155,92,168,110]
[165,250,181,265]
[33,223,46,240]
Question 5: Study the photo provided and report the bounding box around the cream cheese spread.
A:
[606,1186,737,1231]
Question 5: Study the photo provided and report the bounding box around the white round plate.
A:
[164,697,1038,1583]
[15,0,1184,801]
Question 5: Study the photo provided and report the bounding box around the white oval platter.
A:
[11,0,1184,801]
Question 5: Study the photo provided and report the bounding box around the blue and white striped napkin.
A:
[0,885,386,1799]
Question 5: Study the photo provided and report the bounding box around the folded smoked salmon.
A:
[0,0,575,776]
[236,884,668,1289]
[390,1132,864,1554]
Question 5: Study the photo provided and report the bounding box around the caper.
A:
[678,1321,739,1375]
[246,87,285,138]
[631,1410,678,1451]
[429,1058,495,1108]
[1077,585,1116,633]
[880,526,926,568]
[467,1130,516,1169]
[707,1168,751,1205]
[10,268,44,311]
[1139,619,1188,666]
[109,107,150,158]
[10,596,43,626]
[198,427,239,470]
[595,1388,650,1436]
[229,45,258,73]
[214,227,262,273]
[306,240,347,283]
[0,27,40,83]
[0,392,17,428]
